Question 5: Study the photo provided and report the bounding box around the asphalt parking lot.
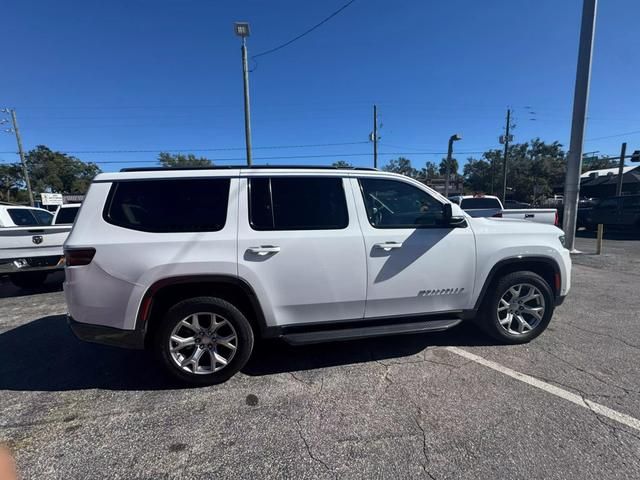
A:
[1,233,639,479]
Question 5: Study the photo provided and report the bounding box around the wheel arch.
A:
[473,256,561,311]
[136,275,268,347]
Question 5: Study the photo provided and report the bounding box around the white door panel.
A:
[237,176,367,327]
[350,177,476,318]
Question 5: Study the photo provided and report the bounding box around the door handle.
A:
[374,241,403,251]
[247,245,281,256]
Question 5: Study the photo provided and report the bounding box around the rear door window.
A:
[104,178,230,232]
[249,177,348,230]
[459,198,502,209]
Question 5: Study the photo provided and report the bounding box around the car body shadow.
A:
[0,271,65,299]
[0,313,498,391]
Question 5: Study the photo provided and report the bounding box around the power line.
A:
[252,0,357,59]
[585,129,640,142]
[0,141,370,155]
[0,150,489,166]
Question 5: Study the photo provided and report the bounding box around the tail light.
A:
[65,248,96,266]
[492,212,503,218]
[554,211,559,226]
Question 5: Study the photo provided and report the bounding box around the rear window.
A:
[54,206,80,224]
[249,177,348,230]
[460,198,502,210]
[104,178,230,232]
[7,208,52,226]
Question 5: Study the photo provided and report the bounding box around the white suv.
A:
[64,167,571,385]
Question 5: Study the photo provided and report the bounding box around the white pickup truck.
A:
[449,195,558,226]
[0,205,72,288]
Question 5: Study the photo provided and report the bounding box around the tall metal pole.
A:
[9,110,34,206]
[373,104,378,168]
[501,108,511,203]
[615,142,627,196]
[241,38,253,166]
[563,0,598,251]
[445,137,454,197]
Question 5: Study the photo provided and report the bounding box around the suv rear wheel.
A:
[480,271,554,344]
[155,296,254,385]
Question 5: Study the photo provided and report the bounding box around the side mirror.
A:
[442,202,466,227]
[442,203,453,224]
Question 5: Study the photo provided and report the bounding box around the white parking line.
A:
[446,346,640,433]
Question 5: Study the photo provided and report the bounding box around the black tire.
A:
[9,271,48,289]
[479,271,554,344]
[154,296,254,386]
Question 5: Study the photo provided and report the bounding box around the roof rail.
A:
[119,165,379,173]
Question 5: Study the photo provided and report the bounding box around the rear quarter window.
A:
[104,178,230,232]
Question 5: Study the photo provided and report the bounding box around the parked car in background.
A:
[53,204,81,225]
[66,166,571,385]
[449,195,558,226]
[0,205,53,227]
[583,194,640,230]
[0,204,72,288]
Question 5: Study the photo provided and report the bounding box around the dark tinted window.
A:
[249,177,348,230]
[55,206,80,224]
[34,209,53,225]
[7,208,51,226]
[622,196,640,208]
[359,178,444,228]
[460,198,502,209]
[598,198,620,208]
[105,178,230,232]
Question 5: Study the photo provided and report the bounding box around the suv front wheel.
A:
[155,297,254,385]
[480,271,554,344]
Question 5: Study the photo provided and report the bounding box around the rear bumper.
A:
[68,315,145,349]
[0,255,65,274]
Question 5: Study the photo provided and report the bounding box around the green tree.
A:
[382,157,418,178]
[581,155,618,173]
[25,145,101,195]
[463,139,566,202]
[439,157,459,176]
[332,160,353,168]
[158,152,213,168]
[421,161,438,179]
[0,163,26,202]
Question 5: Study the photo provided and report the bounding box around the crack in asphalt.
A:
[295,418,335,478]
[564,321,640,352]
[413,411,437,480]
[538,346,640,396]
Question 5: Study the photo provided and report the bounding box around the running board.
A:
[281,318,462,346]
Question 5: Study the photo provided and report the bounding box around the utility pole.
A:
[3,109,34,206]
[500,108,511,203]
[615,142,627,196]
[234,22,253,166]
[562,0,598,251]
[373,104,378,168]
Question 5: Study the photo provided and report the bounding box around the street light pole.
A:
[562,0,598,251]
[235,22,253,166]
[445,134,462,197]
[501,108,511,203]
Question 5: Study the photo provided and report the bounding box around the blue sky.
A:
[1,0,639,173]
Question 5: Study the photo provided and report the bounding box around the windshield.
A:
[460,198,502,210]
